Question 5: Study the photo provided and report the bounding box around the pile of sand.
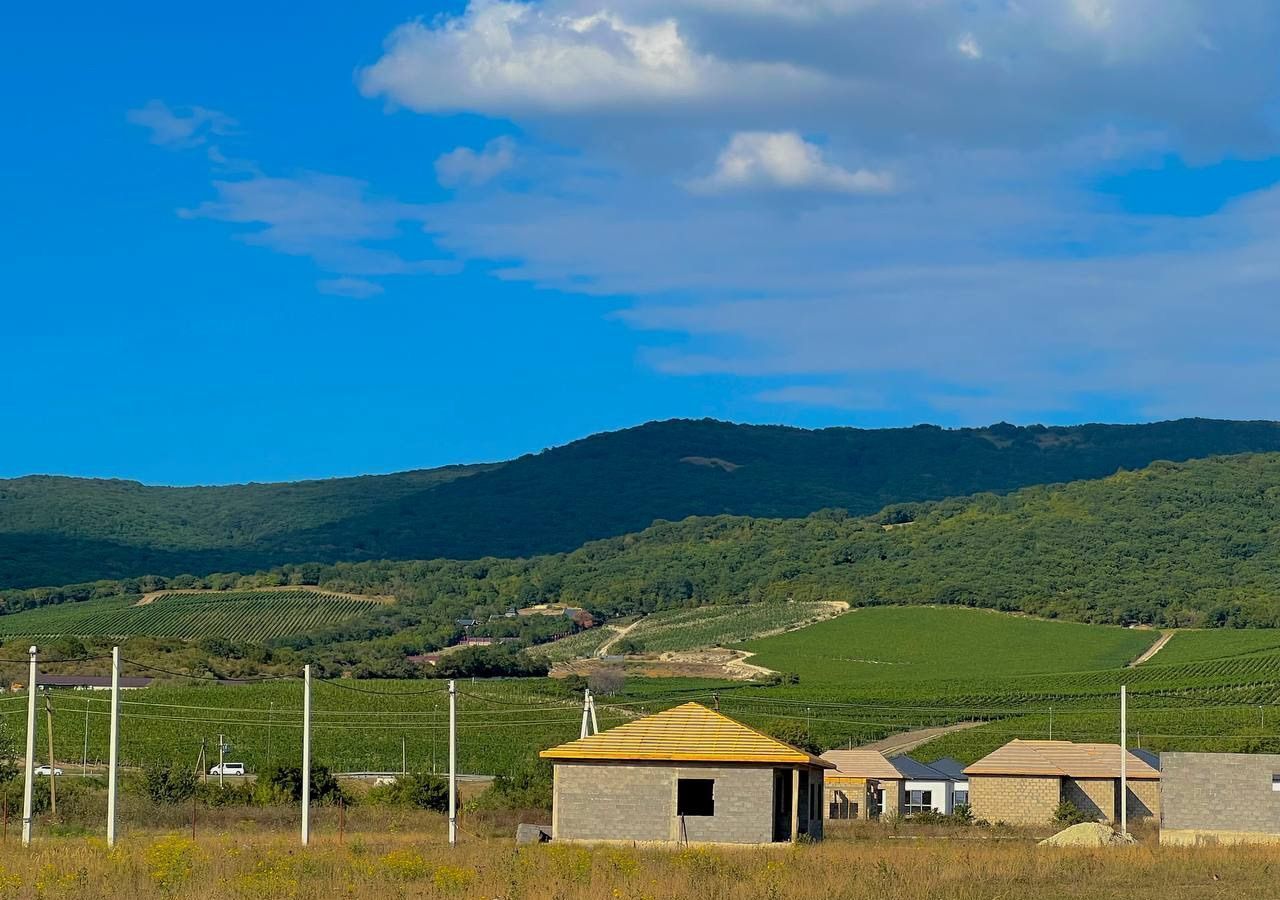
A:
[1039,823,1137,847]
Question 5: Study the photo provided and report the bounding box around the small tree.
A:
[587,668,626,696]
[1052,800,1095,826]
[144,761,197,804]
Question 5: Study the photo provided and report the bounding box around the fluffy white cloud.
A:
[690,132,892,194]
[359,2,813,114]
[435,137,517,187]
[127,100,236,148]
[361,1,1280,153]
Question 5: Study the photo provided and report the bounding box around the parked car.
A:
[209,763,246,776]
[34,765,63,776]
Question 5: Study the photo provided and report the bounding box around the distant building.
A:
[819,749,903,819]
[965,740,1160,826]
[889,756,970,815]
[1161,752,1280,846]
[454,618,477,629]
[541,702,832,844]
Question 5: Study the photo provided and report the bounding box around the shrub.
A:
[143,761,197,805]
[262,763,345,805]
[1052,800,1096,826]
[472,759,552,811]
[366,772,453,811]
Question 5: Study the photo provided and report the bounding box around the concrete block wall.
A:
[969,775,1060,826]
[1065,777,1116,822]
[1126,779,1160,820]
[1162,752,1280,841]
[552,761,779,844]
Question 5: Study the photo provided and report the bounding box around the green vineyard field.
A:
[0,591,380,642]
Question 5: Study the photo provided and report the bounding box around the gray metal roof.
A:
[926,756,968,781]
[889,755,950,780]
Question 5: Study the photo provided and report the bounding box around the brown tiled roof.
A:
[819,749,902,780]
[964,740,1160,779]
[541,702,833,767]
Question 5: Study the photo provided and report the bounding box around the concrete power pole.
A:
[44,695,56,818]
[107,646,120,847]
[21,647,37,847]
[1119,685,1128,839]
[448,679,457,847]
[301,665,311,847]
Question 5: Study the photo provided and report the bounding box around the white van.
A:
[209,763,246,776]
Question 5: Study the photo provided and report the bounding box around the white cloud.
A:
[956,33,982,60]
[127,100,235,148]
[359,1,818,116]
[690,131,893,195]
[361,1,1280,153]
[316,277,385,299]
[754,384,884,410]
[180,172,457,277]
[435,137,517,187]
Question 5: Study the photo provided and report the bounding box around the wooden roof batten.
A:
[541,702,833,768]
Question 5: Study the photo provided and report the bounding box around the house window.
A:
[953,789,969,807]
[1272,775,1280,793]
[905,790,933,815]
[677,779,715,816]
[829,790,859,820]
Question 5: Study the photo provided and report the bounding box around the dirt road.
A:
[859,721,982,756]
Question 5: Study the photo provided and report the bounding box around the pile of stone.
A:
[1038,822,1137,847]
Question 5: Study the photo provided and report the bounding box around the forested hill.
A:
[5,416,1280,589]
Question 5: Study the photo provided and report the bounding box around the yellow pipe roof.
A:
[541,702,834,767]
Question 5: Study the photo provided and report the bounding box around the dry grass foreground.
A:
[0,829,1275,899]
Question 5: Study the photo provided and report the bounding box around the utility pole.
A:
[44,694,56,818]
[401,736,407,776]
[589,693,598,735]
[107,646,120,848]
[448,679,457,847]
[82,698,89,776]
[1049,706,1053,741]
[267,702,273,770]
[1119,685,1128,839]
[301,665,311,847]
[580,688,592,739]
[218,734,225,787]
[21,647,37,847]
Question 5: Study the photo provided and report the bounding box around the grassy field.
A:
[736,607,1157,682]
[5,677,723,778]
[8,607,1280,779]
[0,825,1277,899]
[0,590,381,642]
[1146,628,1280,666]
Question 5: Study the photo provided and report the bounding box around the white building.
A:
[889,755,969,815]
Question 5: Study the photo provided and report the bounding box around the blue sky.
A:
[4,1,1280,484]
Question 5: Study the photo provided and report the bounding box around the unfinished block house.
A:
[1161,751,1280,846]
[965,739,1160,826]
[540,702,832,844]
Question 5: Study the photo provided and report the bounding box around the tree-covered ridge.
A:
[15,451,1280,666]
[6,416,1280,589]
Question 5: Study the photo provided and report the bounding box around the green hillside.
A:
[0,590,383,642]
[738,607,1156,682]
[6,417,1280,588]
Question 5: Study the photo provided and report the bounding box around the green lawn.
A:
[736,606,1157,684]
